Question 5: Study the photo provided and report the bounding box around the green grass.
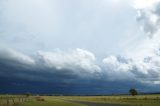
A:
[13,96,86,106]
[59,95,160,106]
[19,100,85,106]
[1,95,160,106]
[0,95,29,106]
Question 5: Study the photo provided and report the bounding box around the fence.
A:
[0,95,30,106]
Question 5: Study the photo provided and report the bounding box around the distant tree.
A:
[129,88,138,96]
[25,92,31,97]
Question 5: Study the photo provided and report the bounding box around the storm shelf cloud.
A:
[0,0,160,94]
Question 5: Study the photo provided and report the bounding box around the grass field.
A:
[60,95,160,106]
[0,95,160,106]
[0,96,86,106]
[19,96,86,106]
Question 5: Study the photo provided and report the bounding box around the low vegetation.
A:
[129,88,138,96]
[60,95,160,106]
[0,94,160,106]
[0,95,86,106]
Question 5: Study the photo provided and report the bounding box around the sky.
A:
[0,0,160,95]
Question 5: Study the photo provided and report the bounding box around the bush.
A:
[129,88,138,96]
[25,92,31,97]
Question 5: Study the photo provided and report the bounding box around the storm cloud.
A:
[102,0,160,84]
[0,0,160,94]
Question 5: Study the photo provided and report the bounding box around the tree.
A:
[129,88,138,96]
[25,92,31,97]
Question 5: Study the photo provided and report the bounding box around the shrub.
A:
[129,88,138,96]
[25,92,31,97]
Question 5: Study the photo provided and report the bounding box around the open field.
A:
[0,95,160,106]
[0,96,86,106]
[60,95,160,106]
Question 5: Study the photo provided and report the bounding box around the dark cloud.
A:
[1,0,160,95]
[0,49,160,95]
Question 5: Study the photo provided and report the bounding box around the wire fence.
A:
[0,95,30,106]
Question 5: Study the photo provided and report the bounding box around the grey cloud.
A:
[136,1,160,37]
[98,0,160,84]
[1,1,160,94]
[0,48,35,66]
[0,48,101,82]
[1,47,160,85]
[102,51,160,84]
[37,48,101,74]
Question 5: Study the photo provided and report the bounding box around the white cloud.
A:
[0,48,35,65]
[103,56,132,72]
[0,0,160,85]
[102,52,160,84]
[0,48,101,79]
[37,48,101,74]
[119,0,160,84]
[133,0,159,9]
[102,0,160,81]
[134,0,160,37]
[102,56,134,80]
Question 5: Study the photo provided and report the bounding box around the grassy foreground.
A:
[19,97,86,106]
[60,95,160,106]
[0,96,86,106]
[1,95,160,106]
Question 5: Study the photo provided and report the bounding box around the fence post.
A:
[19,97,21,102]
[0,96,1,105]
[12,98,15,105]
[0,97,2,106]
[7,98,9,106]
